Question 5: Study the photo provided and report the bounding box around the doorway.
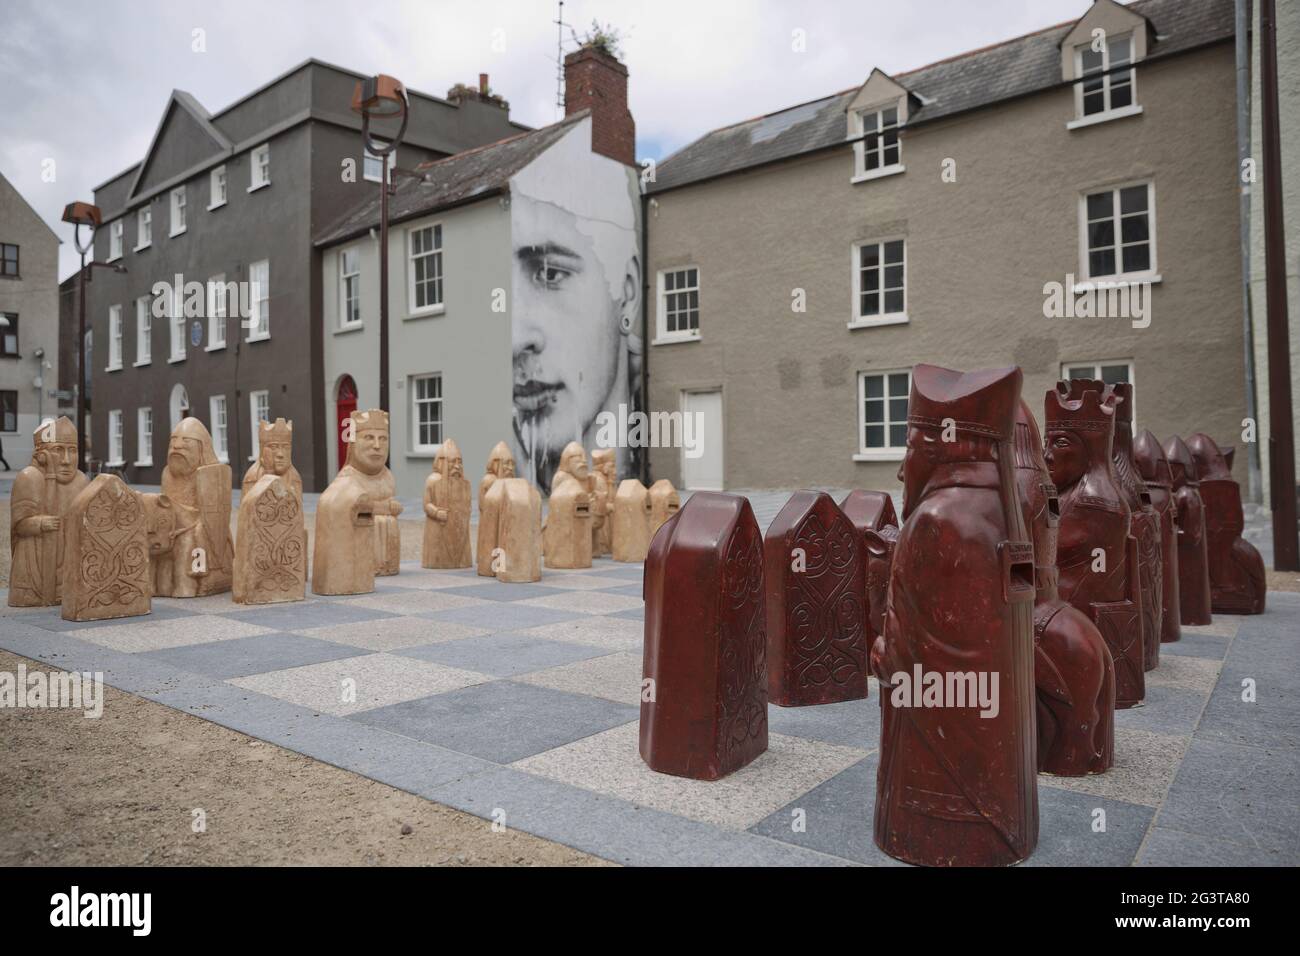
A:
[336,374,357,472]
[681,388,723,491]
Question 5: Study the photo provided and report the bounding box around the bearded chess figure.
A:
[873,364,1038,867]
[479,441,517,514]
[1185,432,1265,615]
[8,417,89,607]
[1134,430,1183,644]
[1013,399,1115,776]
[422,438,473,570]
[144,418,234,597]
[1045,382,1145,707]
[1164,435,1214,625]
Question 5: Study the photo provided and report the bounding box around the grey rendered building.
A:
[86,60,526,490]
[0,171,61,468]
[644,0,1252,494]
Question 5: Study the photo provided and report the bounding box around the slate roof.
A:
[314,111,586,247]
[649,0,1235,193]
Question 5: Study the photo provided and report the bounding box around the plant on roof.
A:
[573,19,623,59]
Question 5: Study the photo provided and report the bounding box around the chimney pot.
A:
[563,47,635,166]
[479,73,489,94]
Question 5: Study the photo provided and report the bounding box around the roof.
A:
[649,0,1234,193]
[314,111,587,247]
[0,169,62,244]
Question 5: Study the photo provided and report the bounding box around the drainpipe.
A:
[640,189,651,486]
[1236,0,1262,502]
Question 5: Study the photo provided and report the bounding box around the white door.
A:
[681,389,723,491]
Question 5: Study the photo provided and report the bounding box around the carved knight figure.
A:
[8,417,89,606]
[1186,432,1265,614]
[1134,430,1183,644]
[1107,383,1162,671]
[763,491,867,707]
[1013,400,1115,776]
[591,448,617,557]
[612,479,653,562]
[61,474,151,622]
[1164,435,1213,625]
[144,418,233,597]
[477,477,542,582]
[422,439,473,569]
[648,479,681,540]
[1045,382,1144,708]
[873,365,1038,867]
[234,475,306,604]
[241,418,303,499]
[479,441,516,514]
[338,409,403,575]
[640,492,768,779]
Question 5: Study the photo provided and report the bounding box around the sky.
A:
[0,0,1097,281]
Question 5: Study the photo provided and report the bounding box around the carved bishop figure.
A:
[1186,433,1265,614]
[648,479,681,539]
[612,479,652,562]
[9,417,89,606]
[61,474,151,622]
[873,365,1038,866]
[1164,436,1213,625]
[641,492,768,779]
[234,475,307,604]
[477,477,542,582]
[1134,430,1183,644]
[422,439,473,569]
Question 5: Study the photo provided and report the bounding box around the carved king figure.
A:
[9,417,88,606]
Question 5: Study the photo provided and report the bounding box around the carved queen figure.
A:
[873,364,1038,867]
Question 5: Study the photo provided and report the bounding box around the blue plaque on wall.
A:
[190,320,203,347]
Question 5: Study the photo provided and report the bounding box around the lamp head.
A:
[61,201,101,228]
[351,74,407,117]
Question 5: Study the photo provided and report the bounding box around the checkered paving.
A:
[2,555,1297,867]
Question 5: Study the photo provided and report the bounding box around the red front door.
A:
[336,375,357,473]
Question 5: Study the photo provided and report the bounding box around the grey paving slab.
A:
[395,631,610,677]
[141,632,368,680]
[21,602,199,633]
[533,574,640,592]
[515,590,645,616]
[601,584,645,598]
[1198,664,1300,750]
[301,615,490,652]
[766,690,880,749]
[419,602,586,631]
[436,583,560,603]
[1159,630,1231,661]
[577,563,645,581]
[1113,683,1209,736]
[349,679,637,763]
[1024,786,1155,867]
[608,606,645,621]
[1137,826,1296,867]
[217,600,402,630]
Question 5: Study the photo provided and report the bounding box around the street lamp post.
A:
[61,201,101,473]
[351,74,409,416]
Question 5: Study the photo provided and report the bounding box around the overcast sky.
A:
[1,0,1095,281]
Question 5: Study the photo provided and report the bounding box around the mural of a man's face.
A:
[352,425,388,475]
[511,195,636,486]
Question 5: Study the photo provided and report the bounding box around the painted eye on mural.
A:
[531,262,573,289]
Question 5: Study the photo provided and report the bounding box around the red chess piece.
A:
[764,491,868,707]
[640,492,768,780]
[1134,430,1183,643]
[1164,436,1214,625]
[1186,433,1266,615]
[873,364,1038,867]
[840,490,899,649]
[1045,382,1145,708]
[1013,400,1115,776]
[1109,383,1163,671]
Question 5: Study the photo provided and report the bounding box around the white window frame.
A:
[209,394,229,463]
[108,220,123,261]
[1069,33,1142,129]
[247,259,270,341]
[106,305,123,371]
[107,409,124,467]
[1077,180,1159,287]
[850,238,908,329]
[135,205,152,250]
[1060,359,1136,426]
[249,389,270,461]
[654,266,701,344]
[134,296,151,366]
[135,407,153,467]
[854,368,912,461]
[407,224,445,316]
[339,247,362,329]
[410,373,444,454]
[208,164,227,210]
[851,103,905,183]
[207,275,228,350]
[248,143,270,192]
[169,185,187,237]
[363,146,396,183]
[168,286,186,363]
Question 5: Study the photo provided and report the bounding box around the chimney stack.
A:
[479,73,489,95]
[564,46,635,166]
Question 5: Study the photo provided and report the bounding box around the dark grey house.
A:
[87,59,526,490]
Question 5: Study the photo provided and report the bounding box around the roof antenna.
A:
[554,0,569,117]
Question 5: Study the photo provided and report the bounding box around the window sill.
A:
[133,242,151,253]
[245,332,270,343]
[105,363,123,373]
[406,304,445,319]
[168,355,186,365]
[207,201,226,212]
[247,181,270,194]
[132,359,151,368]
[1070,273,1162,293]
[407,450,440,459]
[853,450,905,462]
[851,164,905,184]
[107,253,122,264]
[169,227,187,238]
[1067,104,1143,131]
[133,459,153,468]
[104,460,126,469]
[847,313,908,330]
[205,341,227,352]
[652,333,701,346]
[336,323,365,335]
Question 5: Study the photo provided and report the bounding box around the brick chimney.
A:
[564,46,635,166]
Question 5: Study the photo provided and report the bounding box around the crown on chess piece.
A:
[352,409,389,430]
[260,417,293,442]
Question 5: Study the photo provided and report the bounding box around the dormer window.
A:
[847,70,910,184]
[1077,34,1134,119]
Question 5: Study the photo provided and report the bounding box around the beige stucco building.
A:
[644,0,1249,494]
